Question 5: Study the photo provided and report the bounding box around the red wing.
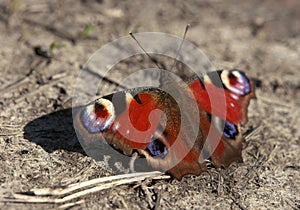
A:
[136,88,208,180]
[189,70,255,125]
[187,70,255,169]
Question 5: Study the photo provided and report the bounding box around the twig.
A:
[2,171,170,204]
[58,199,85,209]
[14,75,71,104]
[244,124,264,141]
[258,94,295,109]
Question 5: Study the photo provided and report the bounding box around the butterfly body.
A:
[74,69,255,180]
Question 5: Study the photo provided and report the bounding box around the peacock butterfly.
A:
[73,66,255,180]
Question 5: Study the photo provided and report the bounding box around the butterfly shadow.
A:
[23,107,85,155]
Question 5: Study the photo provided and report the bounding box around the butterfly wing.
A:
[74,86,208,179]
[74,69,255,180]
[188,69,255,169]
[189,69,255,124]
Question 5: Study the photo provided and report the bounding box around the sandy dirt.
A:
[0,0,299,209]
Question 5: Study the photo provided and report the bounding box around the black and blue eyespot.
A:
[80,98,116,133]
[146,138,168,157]
[221,70,251,96]
[81,107,104,133]
[223,121,238,139]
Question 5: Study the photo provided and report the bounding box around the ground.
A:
[0,0,299,209]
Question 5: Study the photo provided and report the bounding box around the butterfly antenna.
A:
[129,32,162,70]
[170,24,190,72]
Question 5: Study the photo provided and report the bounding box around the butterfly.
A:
[73,66,255,180]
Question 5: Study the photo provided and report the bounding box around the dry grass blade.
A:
[245,124,264,141]
[31,171,165,196]
[2,171,170,204]
[258,94,295,108]
[58,200,85,209]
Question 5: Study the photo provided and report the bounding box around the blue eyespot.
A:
[223,121,238,139]
[147,139,167,157]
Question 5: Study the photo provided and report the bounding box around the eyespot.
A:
[81,98,115,133]
[221,70,251,96]
[146,138,168,157]
[223,121,238,139]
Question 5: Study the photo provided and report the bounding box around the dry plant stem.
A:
[14,75,71,104]
[258,94,295,108]
[32,171,164,196]
[245,124,264,141]
[57,199,85,209]
[2,171,170,204]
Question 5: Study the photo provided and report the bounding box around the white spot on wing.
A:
[95,98,116,129]
[221,70,230,89]
[125,93,134,104]
[113,122,120,131]
[204,74,212,84]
